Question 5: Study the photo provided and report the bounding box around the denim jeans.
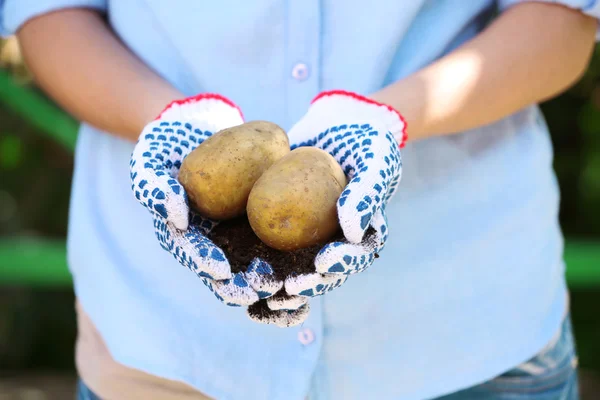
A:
[77,316,578,400]
[76,379,101,400]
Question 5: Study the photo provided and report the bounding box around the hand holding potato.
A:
[130,94,245,281]
[129,94,306,327]
[277,89,406,301]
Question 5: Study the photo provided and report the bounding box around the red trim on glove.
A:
[156,93,245,121]
[312,90,408,148]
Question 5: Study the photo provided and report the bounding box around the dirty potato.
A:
[247,147,347,251]
[179,121,290,220]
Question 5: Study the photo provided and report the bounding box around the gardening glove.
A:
[129,94,288,311]
[277,90,406,306]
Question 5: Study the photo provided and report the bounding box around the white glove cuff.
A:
[156,93,245,132]
[308,90,408,147]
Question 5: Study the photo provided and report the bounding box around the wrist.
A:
[131,87,185,136]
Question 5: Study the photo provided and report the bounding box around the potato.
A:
[179,121,290,220]
[247,147,347,251]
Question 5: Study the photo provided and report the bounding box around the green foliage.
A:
[542,46,600,238]
[0,134,23,169]
[0,105,73,239]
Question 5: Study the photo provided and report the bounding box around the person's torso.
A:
[68,1,568,399]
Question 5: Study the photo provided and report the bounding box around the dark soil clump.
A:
[247,299,272,319]
[209,216,344,281]
[247,297,308,320]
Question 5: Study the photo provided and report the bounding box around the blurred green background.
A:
[0,36,599,397]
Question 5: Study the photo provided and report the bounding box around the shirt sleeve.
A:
[0,0,107,36]
[499,0,600,18]
[498,0,600,39]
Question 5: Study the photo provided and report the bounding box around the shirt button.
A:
[291,63,309,81]
[298,328,315,345]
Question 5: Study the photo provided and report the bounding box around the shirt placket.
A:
[284,0,322,127]
[280,5,325,391]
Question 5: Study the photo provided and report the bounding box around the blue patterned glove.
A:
[273,90,406,307]
[129,94,289,315]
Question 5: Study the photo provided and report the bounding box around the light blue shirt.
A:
[2,1,599,399]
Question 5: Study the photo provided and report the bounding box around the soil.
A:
[209,216,344,281]
[246,299,274,319]
[246,297,309,320]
